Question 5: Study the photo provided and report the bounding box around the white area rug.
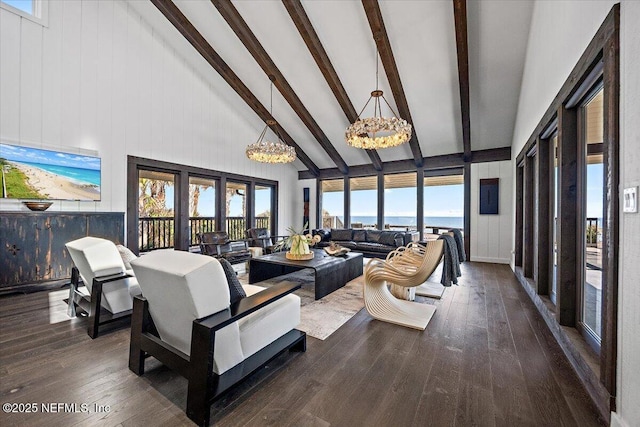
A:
[239,269,364,340]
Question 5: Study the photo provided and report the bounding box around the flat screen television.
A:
[0,142,101,201]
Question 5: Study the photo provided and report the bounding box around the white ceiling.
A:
[130,0,534,173]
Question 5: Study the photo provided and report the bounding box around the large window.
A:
[581,87,604,344]
[551,133,559,304]
[128,157,278,253]
[321,179,344,229]
[384,173,417,231]
[424,174,464,234]
[349,176,377,228]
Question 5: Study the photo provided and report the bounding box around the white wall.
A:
[511,0,617,156]
[470,161,512,264]
[0,0,299,234]
[511,2,640,426]
[616,2,640,426]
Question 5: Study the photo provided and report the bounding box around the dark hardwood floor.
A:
[0,262,604,426]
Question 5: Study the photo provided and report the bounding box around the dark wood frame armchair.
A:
[68,268,136,338]
[245,228,287,254]
[129,282,306,427]
[198,231,251,265]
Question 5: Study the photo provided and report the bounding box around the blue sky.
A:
[164,185,271,217]
[2,0,32,14]
[324,184,465,218]
[0,143,101,171]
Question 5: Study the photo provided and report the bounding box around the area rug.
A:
[239,269,364,340]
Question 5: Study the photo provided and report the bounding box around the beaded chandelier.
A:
[246,120,296,163]
[246,77,296,164]
[345,50,412,149]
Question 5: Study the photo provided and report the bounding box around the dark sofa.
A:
[312,228,419,259]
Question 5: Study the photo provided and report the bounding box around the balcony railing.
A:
[139,216,271,252]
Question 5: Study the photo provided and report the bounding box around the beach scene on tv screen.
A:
[0,143,100,201]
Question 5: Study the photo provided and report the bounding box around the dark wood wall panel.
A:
[536,138,552,296]
[515,165,524,267]
[556,105,578,327]
[523,154,535,278]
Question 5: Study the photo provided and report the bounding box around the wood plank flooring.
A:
[0,262,604,426]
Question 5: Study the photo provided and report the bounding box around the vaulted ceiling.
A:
[128,0,534,177]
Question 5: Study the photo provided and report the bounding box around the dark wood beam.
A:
[212,0,349,175]
[361,1,423,167]
[283,0,383,171]
[453,0,471,159]
[298,146,511,180]
[150,0,319,177]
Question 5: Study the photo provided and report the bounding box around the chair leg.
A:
[88,279,103,339]
[186,322,215,427]
[290,333,306,353]
[129,297,146,375]
[67,267,79,318]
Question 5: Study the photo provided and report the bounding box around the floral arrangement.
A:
[275,223,321,256]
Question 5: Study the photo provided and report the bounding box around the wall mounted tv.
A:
[0,142,101,201]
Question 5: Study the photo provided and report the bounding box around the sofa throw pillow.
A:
[116,245,137,270]
[331,229,353,241]
[366,230,382,243]
[353,230,367,242]
[218,258,246,305]
[379,232,401,247]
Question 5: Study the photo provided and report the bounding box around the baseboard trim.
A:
[469,256,510,264]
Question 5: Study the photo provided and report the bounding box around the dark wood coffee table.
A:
[249,249,363,300]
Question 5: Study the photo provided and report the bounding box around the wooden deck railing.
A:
[139,216,271,251]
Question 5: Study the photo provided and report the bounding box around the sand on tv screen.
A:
[0,142,101,201]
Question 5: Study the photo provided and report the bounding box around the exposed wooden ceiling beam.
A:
[361,1,423,168]
[150,0,319,177]
[282,0,383,172]
[298,146,511,180]
[212,0,350,175]
[453,0,471,160]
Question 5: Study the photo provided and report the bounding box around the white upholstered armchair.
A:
[128,250,305,427]
[65,236,141,338]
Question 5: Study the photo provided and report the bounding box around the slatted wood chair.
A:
[364,241,444,330]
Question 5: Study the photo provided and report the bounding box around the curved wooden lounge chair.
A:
[364,241,444,330]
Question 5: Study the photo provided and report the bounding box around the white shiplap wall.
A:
[0,0,299,233]
[470,160,513,264]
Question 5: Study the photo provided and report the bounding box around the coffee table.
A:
[249,249,363,300]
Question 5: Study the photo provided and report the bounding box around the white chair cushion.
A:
[130,251,243,374]
[238,285,301,360]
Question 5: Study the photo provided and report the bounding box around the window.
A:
[384,172,417,231]
[320,179,344,229]
[188,176,217,248]
[580,86,604,346]
[1,0,48,26]
[424,174,464,234]
[551,133,559,304]
[128,157,278,254]
[255,184,274,233]
[138,170,177,252]
[349,176,377,228]
[226,181,247,241]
